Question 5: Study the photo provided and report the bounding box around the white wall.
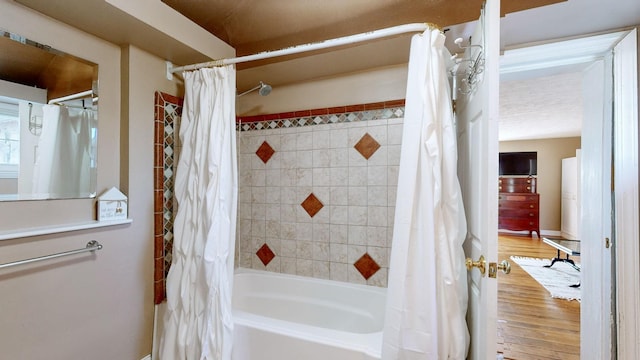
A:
[0,2,132,358]
[0,0,230,358]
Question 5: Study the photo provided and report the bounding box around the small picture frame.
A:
[97,187,128,221]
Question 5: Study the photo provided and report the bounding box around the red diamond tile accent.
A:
[354,253,380,280]
[301,193,324,218]
[256,243,275,266]
[256,141,275,163]
[354,133,380,160]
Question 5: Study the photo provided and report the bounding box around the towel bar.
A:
[0,240,102,270]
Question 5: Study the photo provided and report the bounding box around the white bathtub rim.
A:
[234,267,385,334]
[234,309,383,358]
[233,267,385,358]
[237,291,380,332]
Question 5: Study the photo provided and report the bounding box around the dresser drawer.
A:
[499,208,538,218]
[499,184,536,193]
[498,194,540,212]
[498,177,536,193]
[499,200,538,211]
[498,218,539,231]
[498,194,538,202]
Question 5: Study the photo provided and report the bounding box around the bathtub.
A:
[231,268,386,360]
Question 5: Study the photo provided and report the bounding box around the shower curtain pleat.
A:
[159,66,238,360]
[382,29,469,359]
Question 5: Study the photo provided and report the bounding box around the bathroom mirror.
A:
[0,29,98,201]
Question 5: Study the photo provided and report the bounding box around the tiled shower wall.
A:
[237,102,405,287]
[153,91,182,304]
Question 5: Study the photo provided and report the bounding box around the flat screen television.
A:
[499,151,537,176]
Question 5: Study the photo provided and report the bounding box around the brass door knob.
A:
[498,260,511,274]
[489,259,511,278]
[465,255,486,276]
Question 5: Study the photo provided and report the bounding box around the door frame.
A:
[611,28,640,360]
[500,29,640,358]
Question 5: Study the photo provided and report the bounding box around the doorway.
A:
[496,71,583,359]
[495,29,638,359]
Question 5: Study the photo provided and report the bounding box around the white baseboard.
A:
[141,355,151,360]
[540,229,561,237]
[498,229,561,238]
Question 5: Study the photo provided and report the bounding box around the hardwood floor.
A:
[497,233,580,360]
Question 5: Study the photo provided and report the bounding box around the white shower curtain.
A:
[33,104,93,198]
[381,29,469,359]
[159,66,238,360]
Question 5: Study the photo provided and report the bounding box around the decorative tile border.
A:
[153,91,183,305]
[236,99,405,131]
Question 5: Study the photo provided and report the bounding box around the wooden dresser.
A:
[498,177,540,237]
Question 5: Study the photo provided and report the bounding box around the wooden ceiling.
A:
[160,0,564,90]
[6,0,570,99]
[162,0,565,66]
[0,35,96,101]
[8,0,567,92]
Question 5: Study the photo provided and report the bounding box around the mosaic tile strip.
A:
[354,253,381,280]
[301,193,324,218]
[256,243,276,266]
[236,99,405,132]
[255,141,275,164]
[354,133,381,160]
[153,91,183,305]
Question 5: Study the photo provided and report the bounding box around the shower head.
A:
[237,81,272,97]
[258,82,272,96]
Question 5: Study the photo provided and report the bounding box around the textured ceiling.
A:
[500,72,583,141]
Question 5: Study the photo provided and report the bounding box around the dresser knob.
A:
[529,204,534,208]
[527,179,531,184]
[530,213,534,217]
[526,186,531,190]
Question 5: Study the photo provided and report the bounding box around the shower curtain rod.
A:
[166,22,434,79]
[48,89,94,104]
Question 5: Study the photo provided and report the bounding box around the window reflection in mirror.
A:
[0,29,98,201]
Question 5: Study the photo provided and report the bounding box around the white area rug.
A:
[510,256,581,301]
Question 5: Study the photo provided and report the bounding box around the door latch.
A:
[488,260,511,278]
[465,255,486,276]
